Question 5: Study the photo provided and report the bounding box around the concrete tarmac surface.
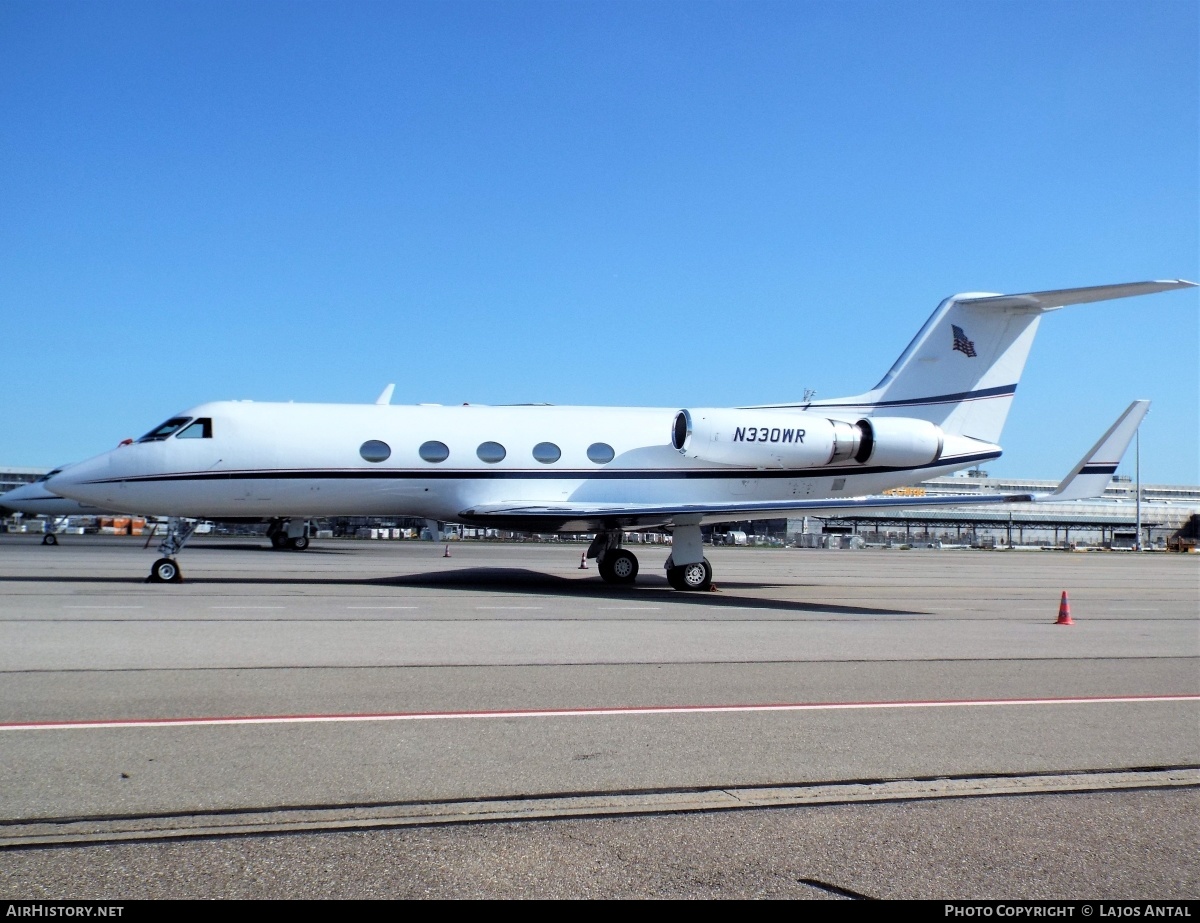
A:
[0,534,1196,899]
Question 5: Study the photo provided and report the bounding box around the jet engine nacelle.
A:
[860,415,946,468]
[671,409,944,469]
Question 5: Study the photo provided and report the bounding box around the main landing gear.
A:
[664,557,713,592]
[588,531,639,585]
[588,524,714,592]
[267,519,313,551]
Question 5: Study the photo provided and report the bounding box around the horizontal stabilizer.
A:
[956,280,1195,313]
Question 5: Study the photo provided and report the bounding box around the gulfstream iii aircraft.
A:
[0,469,318,550]
[48,279,1194,586]
[0,466,113,544]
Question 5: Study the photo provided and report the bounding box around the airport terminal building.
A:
[785,472,1200,550]
[0,467,48,495]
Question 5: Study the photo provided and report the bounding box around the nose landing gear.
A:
[149,557,182,583]
[40,516,67,545]
[145,517,197,583]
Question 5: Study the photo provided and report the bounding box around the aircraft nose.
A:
[0,482,57,512]
[46,452,118,504]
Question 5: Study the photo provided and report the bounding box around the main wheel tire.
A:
[270,532,287,549]
[606,549,639,584]
[672,558,712,591]
[150,558,181,583]
[289,535,310,551]
[42,534,58,545]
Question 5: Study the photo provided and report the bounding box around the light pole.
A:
[1135,416,1143,552]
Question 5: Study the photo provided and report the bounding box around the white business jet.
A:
[0,466,112,544]
[0,463,323,550]
[47,279,1194,586]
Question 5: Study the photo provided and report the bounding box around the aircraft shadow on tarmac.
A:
[185,542,352,554]
[0,566,923,616]
[372,567,924,616]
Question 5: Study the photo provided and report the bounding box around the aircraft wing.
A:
[458,492,1044,532]
[459,400,1149,531]
[1040,399,1149,501]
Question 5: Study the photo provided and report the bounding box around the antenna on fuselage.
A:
[375,384,395,405]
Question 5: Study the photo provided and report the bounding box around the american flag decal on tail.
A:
[951,324,977,357]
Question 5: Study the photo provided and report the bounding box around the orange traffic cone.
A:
[1055,591,1073,625]
[579,552,588,569]
[443,544,451,558]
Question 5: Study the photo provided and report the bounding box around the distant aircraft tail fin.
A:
[760,280,1193,445]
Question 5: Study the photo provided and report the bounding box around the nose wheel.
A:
[41,534,58,545]
[149,557,183,583]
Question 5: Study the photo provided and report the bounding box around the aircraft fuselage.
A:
[51,400,998,526]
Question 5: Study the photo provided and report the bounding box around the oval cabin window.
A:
[532,442,561,463]
[586,442,615,464]
[359,440,391,463]
[476,441,506,463]
[419,441,450,463]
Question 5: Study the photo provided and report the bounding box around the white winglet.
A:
[375,384,395,405]
[1043,400,1151,502]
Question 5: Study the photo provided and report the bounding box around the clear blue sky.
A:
[2,0,1197,484]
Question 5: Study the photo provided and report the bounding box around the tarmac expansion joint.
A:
[1,766,1196,849]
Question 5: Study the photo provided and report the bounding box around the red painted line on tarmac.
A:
[2,694,1197,732]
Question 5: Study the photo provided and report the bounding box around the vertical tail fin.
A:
[784,280,1194,444]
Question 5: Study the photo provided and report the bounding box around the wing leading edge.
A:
[459,401,1149,532]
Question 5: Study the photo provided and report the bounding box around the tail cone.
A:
[1056,591,1074,625]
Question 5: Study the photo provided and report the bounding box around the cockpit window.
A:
[137,417,193,443]
[36,469,63,483]
[176,418,212,439]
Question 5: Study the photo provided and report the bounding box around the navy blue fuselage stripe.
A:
[1078,464,1118,475]
[754,383,1017,410]
[78,452,1001,485]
